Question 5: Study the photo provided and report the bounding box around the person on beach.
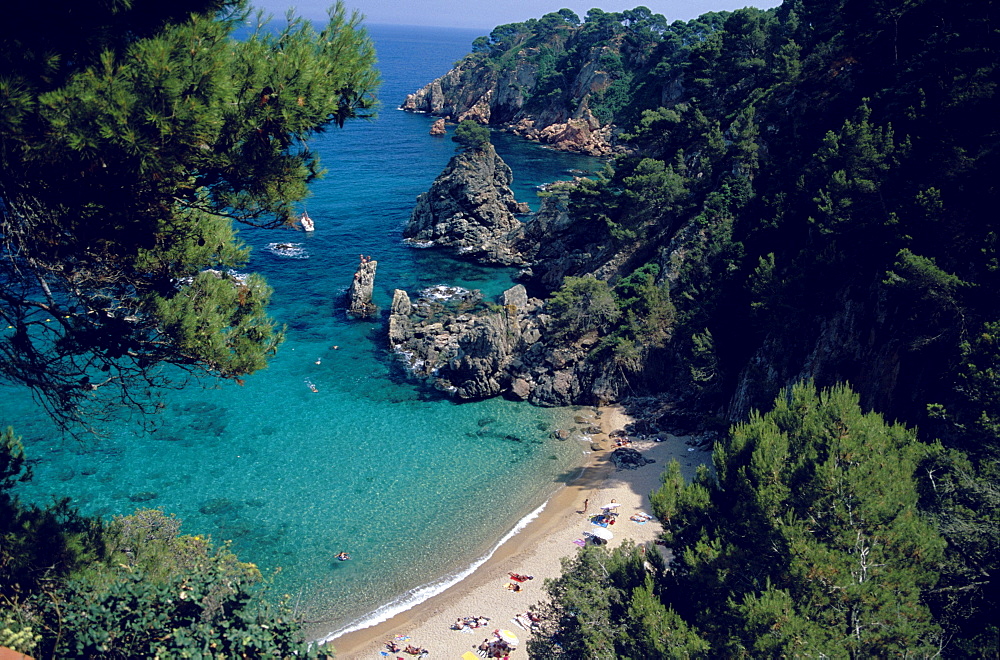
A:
[582,498,589,513]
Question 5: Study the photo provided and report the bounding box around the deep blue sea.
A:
[1,24,604,639]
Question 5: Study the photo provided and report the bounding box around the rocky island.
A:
[403,141,529,265]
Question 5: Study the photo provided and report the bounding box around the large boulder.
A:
[610,447,655,470]
[404,143,528,265]
[388,289,413,344]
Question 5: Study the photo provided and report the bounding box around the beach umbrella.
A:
[589,527,614,540]
[498,629,520,646]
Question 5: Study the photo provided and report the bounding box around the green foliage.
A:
[662,382,946,655]
[0,430,318,657]
[536,383,947,655]
[35,567,320,658]
[547,276,621,336]
[451,119,491,149]
[0,0,379,426]
[528,542,682,658]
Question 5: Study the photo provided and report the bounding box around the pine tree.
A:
[0,0,379,427]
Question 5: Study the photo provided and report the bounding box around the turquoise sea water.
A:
[1,24,604,638]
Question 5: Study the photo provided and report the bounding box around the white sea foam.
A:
[266,242,309,259]
[317,498,550,644]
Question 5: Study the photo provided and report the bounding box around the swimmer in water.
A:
[315,358,322,365]
[305,379,318,393]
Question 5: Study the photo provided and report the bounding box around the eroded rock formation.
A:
[404,143,529,265]
[346,259,378,319]
[400,49,620,156]
[387,283,620,406]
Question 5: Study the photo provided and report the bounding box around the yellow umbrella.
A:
[498,629,520,646]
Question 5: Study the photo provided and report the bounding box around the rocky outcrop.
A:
[404,143,529,265]
[509,107,616,156]
[400,44,623,156]
[610,447,656,470]
[346,260,378,319]
[387,283,623,406]
[429,118,446,135]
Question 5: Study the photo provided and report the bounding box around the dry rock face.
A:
[429,118,446,135]
[404,143,529,265]
[387,283,617,406]
[346,260,378,318]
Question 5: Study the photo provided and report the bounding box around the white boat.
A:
[299,211,315,232]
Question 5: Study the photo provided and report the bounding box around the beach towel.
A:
[572,538,586,547]
[592,520,608,527]
[462,653,480,660]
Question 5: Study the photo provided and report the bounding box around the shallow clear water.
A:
[1,23,603,638]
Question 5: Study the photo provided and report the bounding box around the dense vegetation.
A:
[0,0,378,429]
[507,0,1000,654]
[530,382,967,656]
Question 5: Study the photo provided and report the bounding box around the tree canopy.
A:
[451,119,491,149]
[0,0,379,428]
[531,382,950,657]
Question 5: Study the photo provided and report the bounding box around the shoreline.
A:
[329,405,710,659]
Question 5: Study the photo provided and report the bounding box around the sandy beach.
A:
[329,405,710,659]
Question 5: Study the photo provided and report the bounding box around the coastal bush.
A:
[546,276,620,337]
[0,431,320,657]
[536,383,949,656]
[452,120,491,149]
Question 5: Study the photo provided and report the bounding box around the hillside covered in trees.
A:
[1,0,998,654]
[401,0,1000,653]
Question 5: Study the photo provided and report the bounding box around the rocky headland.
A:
[399,35,622,156]
[387,283,612,406]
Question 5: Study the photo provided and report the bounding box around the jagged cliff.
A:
[397,9,691,156]
[393,2,1000,453]
[403,142,529,265]
[387,283,617,405]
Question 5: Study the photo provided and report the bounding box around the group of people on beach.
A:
[477,631,517,658]
[384,639,428,657]
[452,615,490,630]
